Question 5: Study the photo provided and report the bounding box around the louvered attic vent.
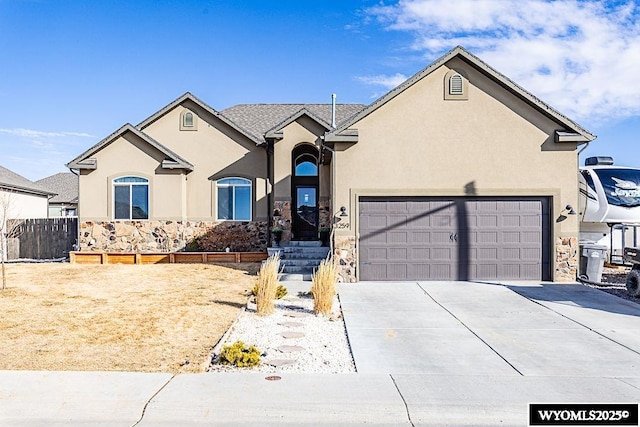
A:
[449,74,463,95]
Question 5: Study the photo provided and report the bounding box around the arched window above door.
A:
[295,157,318,176]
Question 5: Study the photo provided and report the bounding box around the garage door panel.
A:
[388,248,408,260]
[411,232,430,244]
[502,247,521,260]
[359,197,549,281]
[431,232,452,243]
[522,231,541,243]
[521,214,541,227]
[431,247,454,260]
[366,214,388,229]
[429,264,453,280]
[431,215,453,228]
[388,231,408,244]
[502,215,521,227]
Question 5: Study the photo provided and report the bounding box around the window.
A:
[180,109,197,130]
[592,168,640,208]
[444,69,468,100]
[295,159,318,176]
[113,177,149,220]
[217,177,251,221]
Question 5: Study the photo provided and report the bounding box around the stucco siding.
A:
[77,133,185,221]
[332,60,580,280]
[142,104,268,220]
[273,119,325,200]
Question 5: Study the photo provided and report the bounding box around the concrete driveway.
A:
[339,281,640,425]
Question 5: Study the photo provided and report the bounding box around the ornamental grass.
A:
[311,256,338,316]
[255,254,280,316]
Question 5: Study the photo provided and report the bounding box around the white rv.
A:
[579,156,640,264]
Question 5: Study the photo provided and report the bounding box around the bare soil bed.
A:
[0,262,259,373]
[583,265,640,304]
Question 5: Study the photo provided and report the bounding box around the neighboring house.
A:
[36,172,79,217]
[67,46,595,282]
[0,165,53,219]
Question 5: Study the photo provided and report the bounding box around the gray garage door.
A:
[359,197,550,281]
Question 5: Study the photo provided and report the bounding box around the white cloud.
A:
[366,0,640,122]
[0,128,94,138]
[356,73,409,89]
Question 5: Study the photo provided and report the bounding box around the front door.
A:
[293,185,318,239]
[291,145,319,240]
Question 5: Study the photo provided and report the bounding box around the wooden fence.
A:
[70,251,268,265]
[8,217,78,260]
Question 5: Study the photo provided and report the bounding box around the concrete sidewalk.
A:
[1,281,639,426]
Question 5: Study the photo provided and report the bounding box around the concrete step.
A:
[281,253,329,261]
[280,265,316,274]
[286,240,323,247]
[282,247,330,256]
[280,259,323,267]
[279,273,313,281]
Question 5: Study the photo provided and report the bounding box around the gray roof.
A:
[36,172,79,204]
[328,46,595,143]
[0,165,55,197]
[221,104,366,141]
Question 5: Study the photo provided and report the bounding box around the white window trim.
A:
[113,176,150,220]
[215,177,252,221]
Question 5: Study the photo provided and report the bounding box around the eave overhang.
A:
[66,124,194,172]
[555,131,591,143]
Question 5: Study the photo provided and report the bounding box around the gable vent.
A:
[449,74,463,95]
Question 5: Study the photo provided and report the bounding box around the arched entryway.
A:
[291,144,319,240]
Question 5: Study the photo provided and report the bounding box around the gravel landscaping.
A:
[208,285,356,374]
[581,266,640,304]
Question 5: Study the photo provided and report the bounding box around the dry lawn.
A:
[0,262,259,373]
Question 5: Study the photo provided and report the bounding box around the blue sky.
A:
[1,0,639,181]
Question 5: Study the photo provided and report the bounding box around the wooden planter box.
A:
[70,251,268,265]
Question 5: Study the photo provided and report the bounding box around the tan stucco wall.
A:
[141,101,268,221]
[273,117,326,199]
[77,133,186,221]
[333,59,580,281]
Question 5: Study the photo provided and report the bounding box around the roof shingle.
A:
[0,165,54,196]
[221,104,366,141]
[36,172,79,204]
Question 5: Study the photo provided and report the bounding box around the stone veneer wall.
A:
[273,199,332,244]
[334,235,357,283]
[555,236,578,282]
[318,199,331,230]
[79,220,268,252]
[272,201,292,242]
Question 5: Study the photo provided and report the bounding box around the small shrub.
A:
[255,254,280,316]
[252,282,288,299]
[219,341,261,367]
[311,256,338,316]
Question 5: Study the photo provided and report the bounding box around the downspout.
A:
[577,141,590,156]
[322,142,337,257]
[326,93,338,257]
[68,167,80,250]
